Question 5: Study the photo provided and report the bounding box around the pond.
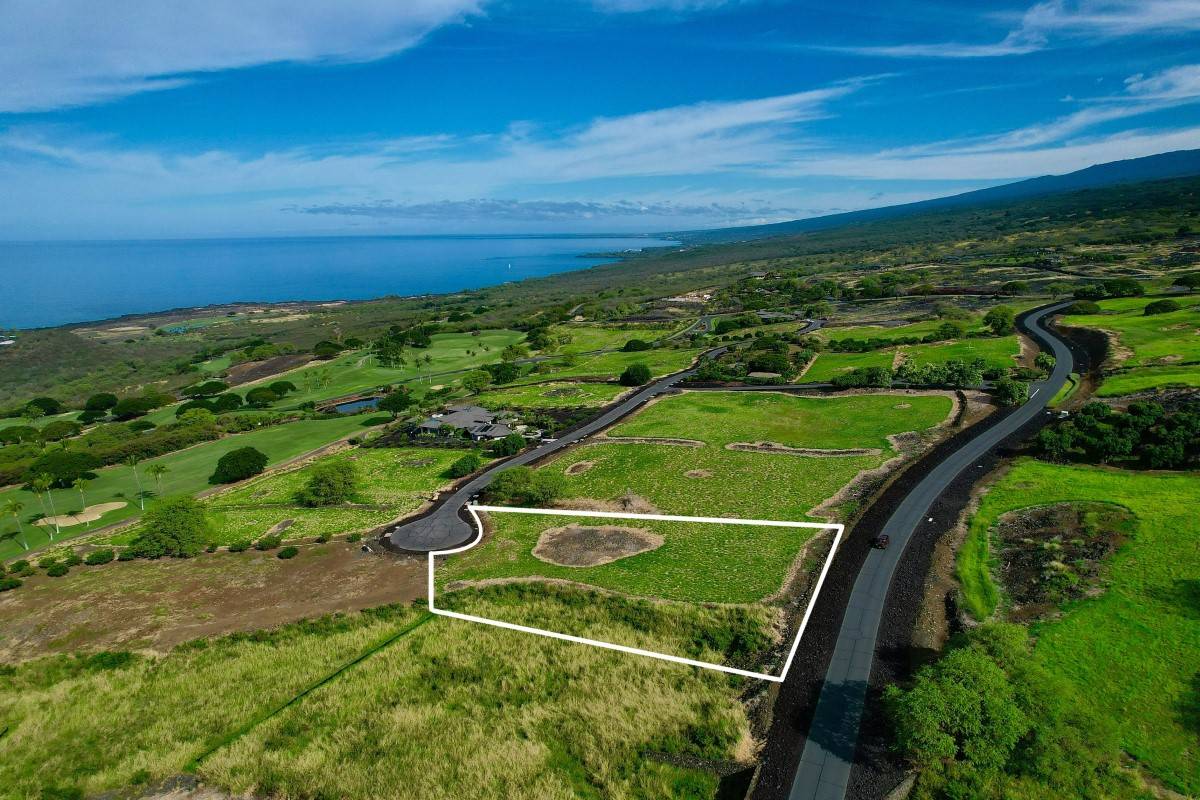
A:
[332,397,381,414]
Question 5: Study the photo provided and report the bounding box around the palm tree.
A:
[147,463,169,495]
[3,500,28,550]
[125,456,145,509]
[73,478,90,527]
[31,474,59,539]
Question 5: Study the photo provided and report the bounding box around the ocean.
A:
[0,234,677,329]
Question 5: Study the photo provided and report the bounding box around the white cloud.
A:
[0,0,482,112]
[830,0,1200,59]
[591,0,747,12]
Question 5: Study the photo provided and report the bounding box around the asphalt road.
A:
[786,301,1074,800]
[384,319,822,551]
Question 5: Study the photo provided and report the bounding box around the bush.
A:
[46,563,69,577]
[347,532,363,543]
[8,559,30,575]
[182,380,229,397]
[211,393,244,412]
[128,419,156,433]
[255,534,282,551]
[84,393,119,412]
[61,552,83,567]
[993,378,1029,407]
[484,466,565,505]
[84,549,115,566]
[112,394,169,420]
[622,338,652,351]
[117,550,136,562]
[313,340,342,359]
[1143,299,1181,316]
[447,451,484,478]
[228,540,251,553]
[39,420,82,442]
[619,363,652,386]
[1068,299,1101,315]
[490,433,527,457]
[24,450,101,488]
[277,545,299,559]
[0,576,22,591]
[268,381,297,396]
[27,397,63,415]
[315,534,330,544]
[130,496,210,558]
[295,461,359,507]
[244,387,279,408]
[209,446,268,484]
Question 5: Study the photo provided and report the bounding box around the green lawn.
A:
[254,330,526,407]
[550,322,679,353]
[802,350,897,382]
[517,347,702,385]
[0,597,760,799]
[821,319,964,344]
[204,446,481,544]
[0,414,389,560]
[474,381,628,409]
[900,336,1020,368]
[1064,294,1200,367]
[1098,364,1200,396]
[955,459,1200,794]
[445,392,953,605]
[0,410,83,432]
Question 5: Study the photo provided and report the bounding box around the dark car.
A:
[872,534,890,549]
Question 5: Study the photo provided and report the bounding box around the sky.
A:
[1,0,1199,240]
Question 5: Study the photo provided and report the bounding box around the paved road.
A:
[384,320,822,551]
[786,301,1074,800]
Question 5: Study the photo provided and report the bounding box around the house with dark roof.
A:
[417,404,517,441]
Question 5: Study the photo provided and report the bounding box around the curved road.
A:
[786,301,1074,800]
[385,320,822,551]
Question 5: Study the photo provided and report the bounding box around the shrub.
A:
[27,397,63,415]
[39,420,82,442]
[84,549,115,566]
[130,496,210,558]
[277,545,299,559]
[228,540,251,553]
[447,451,484,478]
[244,387,280,408]
[211,393,244,412]
[8,559,30,575]
[24,450,101,488]
[622,338,652,351]
[484,466,565,505]
[295,461,359,507]
[117,550,136,562]
[1068,299,1102,315]
[112,394,169,420]
[619,363,652,386]
[0,576,22,591]
[347,532,363,543]
[84,393,119,412]
[268,381,297,396]
[313,340,342,359]
[255,534,282,551]
[61,552,83,567]
[46,563,69,577]
[490,433,527,457]
[209,446,268,484]
[128,419,156,433]
[1143,299,1181,316]
[315,534,330,544]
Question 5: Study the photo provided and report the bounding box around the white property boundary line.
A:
[427,504,843,683]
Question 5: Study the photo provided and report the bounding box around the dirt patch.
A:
[598,436,704,447]
[685,469,714,478]
[565,460,595,476]
[993,501,1136,621]
[1156,354,1184,363]
[545,386,585,398]
[403,457,437,468]
[532,524,663,567]
[265,518,295,535]
[725,442,882,457]
[552,495,663,515]
[892,402,911,409]
[1094,327,1134,369]
[34,501,127,528]
[224,353,314,386]
[0,543,425,662]
[1016,333,1038,368]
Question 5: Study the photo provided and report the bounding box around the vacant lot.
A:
[205,446,480,544]
[475,381,628,409]
[802,336,1019,383]
[550,322,679,353]
[516,346,702,385]
[1098,364,1200,396]
[956,459,1200,794]
[0,414,388,560]
[802,349,897,382]
[0,590,765,800]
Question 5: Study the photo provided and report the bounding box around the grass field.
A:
[801,336,1019,383]
[1064,294,1200,367]
[1097,364,1200,396]
[205,446,481,544]
[474,381,628,409]
[955,459,1200,794]
[516,347,702,385]
[801,350,896,382]
[256,329,526,407]
[0,596,764,799]
[550,322,679,353]
[0,414,389,560]
[445,392,952,608]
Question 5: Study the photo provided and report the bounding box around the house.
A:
[755,311,797,323]
[0,338,15,347]
[417,404,517,441]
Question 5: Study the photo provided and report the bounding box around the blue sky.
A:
[1,0,1199,239]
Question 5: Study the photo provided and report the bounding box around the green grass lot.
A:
[475,381,628,409]
[198,354,232,373]
[205,447,480,544]
[955,459,1200,794]
[446,392,952,607]
[801,350,896,382]
[0,410,83,432]
[516,346,702,385]
[551,322,678,353]
[801,336,1019,383]
[1097,364,1200,396]
[1064,294,1200,367]
[0,597,761,799]
[821,319,966,343]
[256,329,525,407]
[0,414,389,561]
[1048,372,1081,407]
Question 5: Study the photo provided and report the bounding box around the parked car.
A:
[872,534,890,549]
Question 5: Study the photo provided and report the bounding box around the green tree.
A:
[377,389,413,419]
[209,446,268,484]
[622,339,652,352]
[130,496,210,558]
[126,455,146,510]
[619,363,652,386]
[147,463,169,494]
[462,370,490,394]
[30,474,59,539]
[84,393,119,413]
[490,433,527,457]
[244,387,279,408]
[3,500,28,551]
[501,343,529,362]
[446,451,483,478]
[484,467,565,505]
[295,461,358,507]
[72,478,90,525]
[983,305,1016,335]
[1143,299,1181,316]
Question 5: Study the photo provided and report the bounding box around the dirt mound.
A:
[565,460,595,475]
[532,524,663,567]
[725,442,881,457]
[553,495,662,514]
[685,469,713,478]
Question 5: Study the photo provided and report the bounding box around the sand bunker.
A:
[35,501,127,528]
[532,524,663,567]
[725,442,881,456]
[565,461,595,475]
